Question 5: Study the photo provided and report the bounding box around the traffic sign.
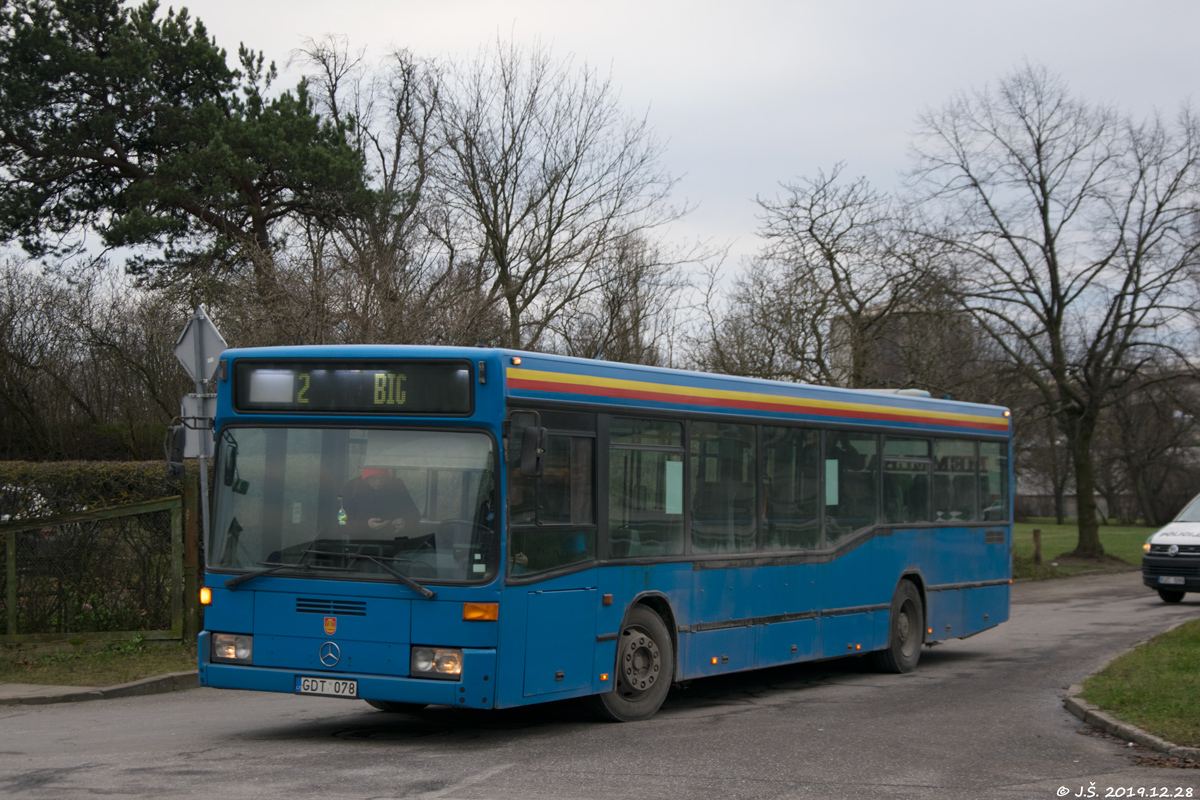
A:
[173,306,227,384]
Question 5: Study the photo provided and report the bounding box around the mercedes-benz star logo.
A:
[319,641,341,667]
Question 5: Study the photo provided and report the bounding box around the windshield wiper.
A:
[303,550,436,599]
[356,553,437,599]
[224,561,353,590]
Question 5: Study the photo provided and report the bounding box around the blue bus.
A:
[197,346,1012,721]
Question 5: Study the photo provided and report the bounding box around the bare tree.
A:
[550,233,691,365]
[0,258,190,459]
[910,64,1200,556]
[437,39,684,350]
[695,257,834,383]
[767,166,946,387]
[1016,408,1073,524]
[1103,373,1200,526]
[265,39,510,348]
[0,260,73,455]
[214,37,692,353]
[701,165,981,391]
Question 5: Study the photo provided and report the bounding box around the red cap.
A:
[361,467,389,479]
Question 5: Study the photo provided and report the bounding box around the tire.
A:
[869,580,924,673]
[364,699,427,714]
[1157,588,1186,604]
[591,605,674,722]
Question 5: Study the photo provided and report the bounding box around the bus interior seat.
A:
[952,474,976,518]
[908,474,929,521]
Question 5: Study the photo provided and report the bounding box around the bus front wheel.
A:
[869,580,924,674]
[1157,588,1186,603]
[592,605,673,722]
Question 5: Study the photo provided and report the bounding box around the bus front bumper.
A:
[198,633,497,709]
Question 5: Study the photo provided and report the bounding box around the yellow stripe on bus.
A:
[507,367,1006,428]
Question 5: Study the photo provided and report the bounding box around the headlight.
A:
[1144,536,1154,553]
[410,647,462,680]
[212,633,253,664]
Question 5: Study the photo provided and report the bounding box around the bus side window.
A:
[609,448,683,558]
[762,426,820,552]
[608,418,684,559]
[933,440,978,522]
[825,432,879,544]
[690,421,756,554]
[539,436,594,524]
[883,437,931,525]
[979,441,1008,521]
[507,434,596,575]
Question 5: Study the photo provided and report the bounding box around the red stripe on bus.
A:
[508,377,1008,432]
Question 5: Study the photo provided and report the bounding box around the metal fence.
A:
[1,497,183,646]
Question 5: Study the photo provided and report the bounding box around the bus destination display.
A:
[234,362,472,414]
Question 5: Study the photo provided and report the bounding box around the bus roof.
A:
[219,344,1011,438]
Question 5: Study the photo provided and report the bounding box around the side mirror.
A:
[520,425,547,477]
[220,434,249,493]
[223,441,238,486]
[166,426,186,479]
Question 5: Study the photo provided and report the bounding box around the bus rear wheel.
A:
[1157,588,1186,603]
[592,605,673,722]
[364,700,427,714]
[869,580,924,673]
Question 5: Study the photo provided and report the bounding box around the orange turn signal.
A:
[600,673,610,682]
[511,356,522,365]
[463,602,499,621]
[199,587,212,606]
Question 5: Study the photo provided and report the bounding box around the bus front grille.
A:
[296,598,368,616]
[1143,563,1200,577]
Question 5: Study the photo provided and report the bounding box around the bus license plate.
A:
[1158,575,1186,585]
[295,676,358,697]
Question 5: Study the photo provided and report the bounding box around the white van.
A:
[1142,494,1200,602]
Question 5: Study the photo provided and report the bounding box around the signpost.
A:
[173,305,227,387]
[173,307,226,554]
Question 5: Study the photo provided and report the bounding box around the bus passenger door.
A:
[523,588,597,696]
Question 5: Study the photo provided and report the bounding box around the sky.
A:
[182,0,1198,264]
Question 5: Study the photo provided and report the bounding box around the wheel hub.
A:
[618,629,660,696]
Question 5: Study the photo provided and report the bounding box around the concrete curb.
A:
[0,671,198,706]
[1064,686,1200,760]
[1063,616,1200,761]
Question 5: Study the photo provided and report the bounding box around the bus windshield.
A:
[210,427,497,584]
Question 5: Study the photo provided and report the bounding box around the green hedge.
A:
[0,461,192,522]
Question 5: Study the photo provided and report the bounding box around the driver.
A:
[340,467,421,538]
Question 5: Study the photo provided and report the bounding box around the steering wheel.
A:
[438,519,493,537]
[402,558,438,579]
[438,519,494,562]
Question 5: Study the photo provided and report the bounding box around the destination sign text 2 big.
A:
[233,361,472,414]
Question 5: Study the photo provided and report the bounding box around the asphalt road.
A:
[2,571,1197,800]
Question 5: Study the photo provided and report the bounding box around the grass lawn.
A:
[1012,519,1151,579]
[0,637,196,687]
[1081,619,1200,748]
